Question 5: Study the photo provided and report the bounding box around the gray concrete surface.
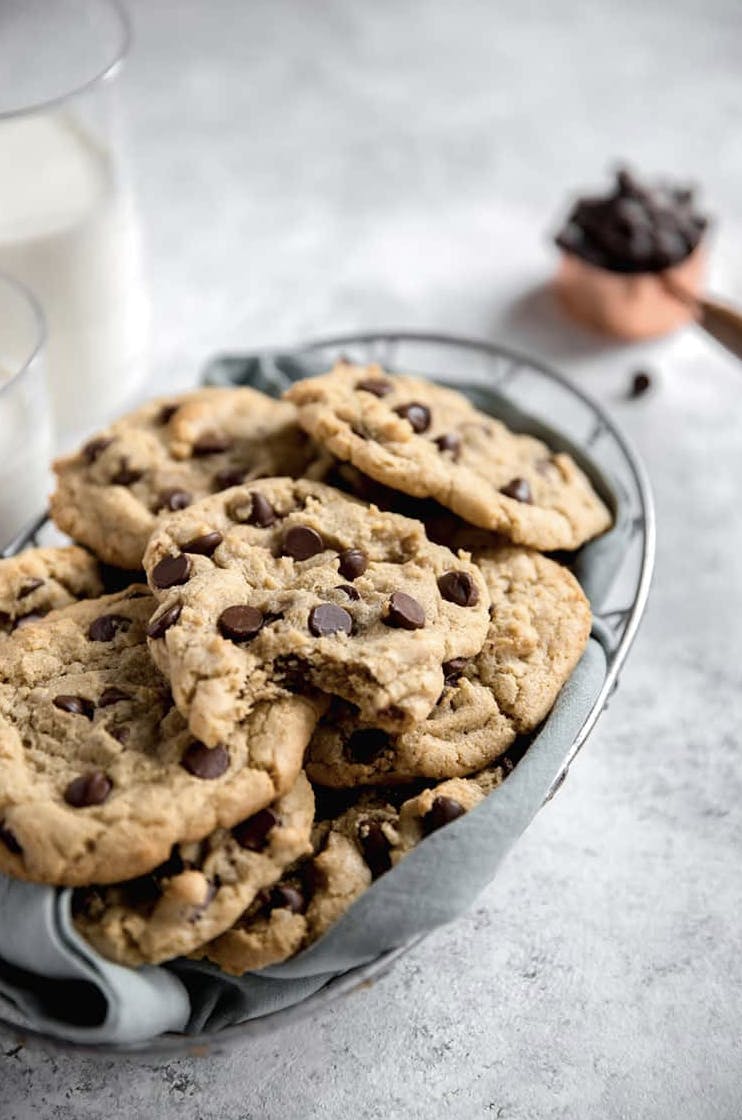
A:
[5,0,742,1116]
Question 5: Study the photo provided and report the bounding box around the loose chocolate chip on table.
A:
[82,437,112,464]
[269,884,305,913]
[182,531,223,556]
[17,578,43,599]
[64,771,113,808]
[157,403,178,425]
[53,695,95,719]
[346,727,390,763]
[111,460,143,487]
[233,807,279,851]
[384,591,425,630]
[356,378,393,397]
[500,477,533,504]
[394,402,431,433]
[247,492,277,527]
[213,467,246,491]
[357,819,392,878]
[437,570,480,607]
[218,605,264,642]
[181,742,230,779]
[88,614,131,642]
[155,487,192,512]
[282,525,324,561]
[434,432,462,458]
[192,432,232,456]
[630,370,652,398]
[0,822,22,855]
[336,584,360,601]
[337,548,368,580]
[423,795,465,835]
[309,603,353,637]
[98,687,131,707]
[151,553,191,589]
[442,658,469,685]
[147,603,182,639]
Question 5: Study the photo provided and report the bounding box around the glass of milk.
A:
[0,0,149,444]
[0,273,52,549]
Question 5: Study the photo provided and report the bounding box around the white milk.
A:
[0,112,149,439]
[0,366,53,547]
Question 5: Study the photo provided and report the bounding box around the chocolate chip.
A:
[357,819,392,878]
[442,658,469,685]
[218,605,264,642]
[423,795,465,834]
[394,402,431,433]
[157,403,178,425]
[233,807,279,851]
[155,488,192,512]
[309,603,353,637]
[282,525,324,561]
[109,724,130,744]
[247,492,277,527]
[53,695,95,719]
[385,591,425,630]
[82,437,112,464]
[630,370,652,398]
[338,548,367,581]
[0,822,22,855]
[269,884,305,913]
[182,531,222,556]
[193,432,232,456]
[437,570,480,607]
[111,460,143,486]
[64,771,113,808]
[17,578,43,600]
[151,553,190,589]
[346,727,389,764]
[181,742,230,779]
[213,467,247,491]
[351,425,369,440]
[434,432,461,458]
[337,584,360,600]
[88,614,131,642]
[500,478,533,504]
[357,378,393,397]
[147,603,182,638]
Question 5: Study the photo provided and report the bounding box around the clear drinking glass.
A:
[0,273,51,548]
[0,0,149,443]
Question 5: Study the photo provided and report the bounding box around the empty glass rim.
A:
[0,0,130,122]
[0,272,47,396]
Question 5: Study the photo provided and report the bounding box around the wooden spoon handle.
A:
[662,274,742,362]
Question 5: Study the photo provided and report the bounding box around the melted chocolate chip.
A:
[283,525,324,561]
[111,461,143,486]
[88,614,131,642]
[500,478,533,504]
[147,603,182,639]
[151,553,191,589]
[269,884,305,913]
[53,695,95,719]
[434,432,462,459]
[17,578,43,599]
[193,432,232,456]
[309,603,353,637]
[357,819,392,878]
[157,403,178,425]
[233,807,279,851]
[385,591,425,630]
[82,437,112,464]
[357,378,393,397]
[64,771,113,808]
[442,658,469,685]
[213,467,247,491]
[247,492,277,527]
[346,727,389,764]
[181,742,230,779]
[0,822,22,855]
[218,605,264,642]
[423,795,465,834]
[337,584,360,601]
[437,570,480,607]
[394,402,431,433]
[182,531,222,556]
[155,487,192,512]
[338,548,367,581]
[109,724,130,744]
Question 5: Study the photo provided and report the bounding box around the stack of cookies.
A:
[0,363,610,975]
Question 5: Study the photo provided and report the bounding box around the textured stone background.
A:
[5,1,742,1116]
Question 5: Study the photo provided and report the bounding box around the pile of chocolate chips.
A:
[555,168,708,273]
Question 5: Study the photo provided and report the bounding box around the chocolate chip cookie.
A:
[0,547,102,638]
[72,772,314,966]
[201,765,509,974]
[286,362,612,550]
[0,589,320,885]
[306,545,591,786]
[142,478,491,742]
[51,387,323,570]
